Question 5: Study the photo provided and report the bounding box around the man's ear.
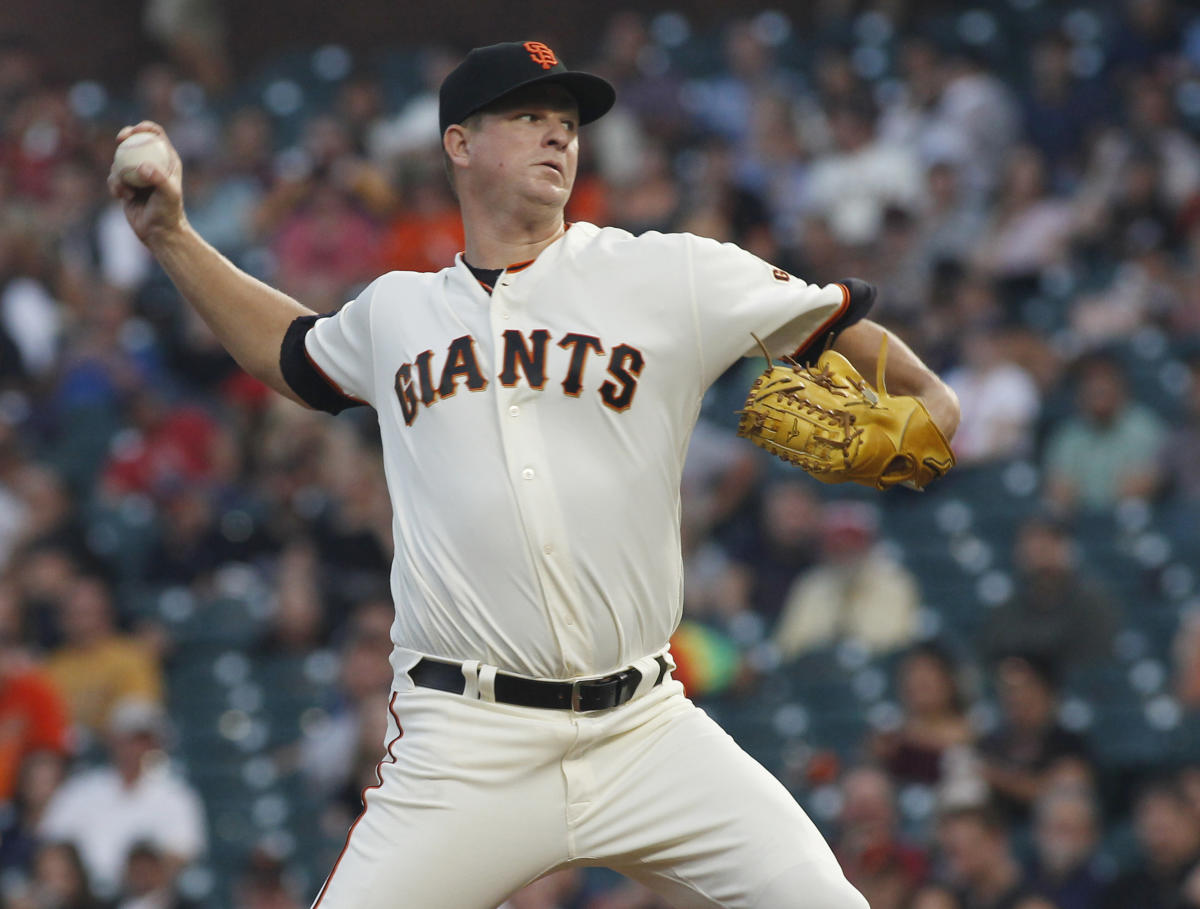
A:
[444,125,470,168]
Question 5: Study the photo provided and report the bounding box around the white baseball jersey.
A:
[282,222,849,681]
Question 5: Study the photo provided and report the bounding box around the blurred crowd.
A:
[2,1,1200,907]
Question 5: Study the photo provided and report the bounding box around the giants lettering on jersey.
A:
[394,331,645,426]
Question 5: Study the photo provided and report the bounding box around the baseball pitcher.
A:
[109,40,959,909]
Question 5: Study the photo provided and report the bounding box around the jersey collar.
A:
[453,222,579,294]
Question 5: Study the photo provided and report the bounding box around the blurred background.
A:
[1,0,1199,907]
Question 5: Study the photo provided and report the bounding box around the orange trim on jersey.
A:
[304,347,368,405]
[312,691,404,907]
[791,282,851,360]
[458,223,573,285]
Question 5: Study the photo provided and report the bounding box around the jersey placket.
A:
[489,273,593,677]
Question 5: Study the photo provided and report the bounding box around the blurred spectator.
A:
[1110,0,1185,73]
[979,515,1117,675]
[944,329,1041,464]
[499,869,584,909]
[1024,783,1108,909]
[233,848,304,909]
[870,643,976,787]
[976,656,1092,821]
[971,146,1074,297]
[937,803,1034,909]
[606,141,681,235]
[367,47,457,165]
[683,19,803,148]
[1173,604,1200,710]
[51,287,162,420]
[1042,351,1167,512]
[915,162,988,272]
[0,749,67,875]
[932,48,1021,202]
[1019,33,1106,186]
[676,139,772,252]
[679,417,759,548]
[38,697,206,900]
[260,539,326,653]
[270,178,380,313]
[0,580,70,799]
[1160,357,1200,502]
[115,840,203,909]
[869,206,932,321]
[1076,153,1183,264]
[1070,240,1186,347]
[293,628,393,825]
[4,841,108,909]
[727,480,821,627]
[100,392,235,500]
[804,98,924,247]
[143,484,248,588]
[1102,777,1200,909]
[142,0,231,93]
[45,575,163,739]
[182,145,265,258]
[833,765,928,909]
[585,12,678,184]
[129,63,218,164]
[376,169,463,274]
[907,883,965,909]
[773,501,920,659]
[0,210,61,382]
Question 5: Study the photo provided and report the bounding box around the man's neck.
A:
[461,204,567,270]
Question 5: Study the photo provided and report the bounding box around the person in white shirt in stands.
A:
[38,697,206,900]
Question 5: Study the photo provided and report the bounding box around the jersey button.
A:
[522,468,535,480]
[509,405,520,417]
[500,310,510,320]
[543,544,554,555]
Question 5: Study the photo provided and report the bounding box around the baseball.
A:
[111,132,172,188]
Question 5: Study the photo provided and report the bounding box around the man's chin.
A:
[522,181,571,209]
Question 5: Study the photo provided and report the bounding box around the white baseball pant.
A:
[310,666,867,909]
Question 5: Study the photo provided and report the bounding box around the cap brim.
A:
[469,71,615,127]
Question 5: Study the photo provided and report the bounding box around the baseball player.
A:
[109,41,959,909]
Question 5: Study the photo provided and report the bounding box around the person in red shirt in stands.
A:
[0,580,70,800]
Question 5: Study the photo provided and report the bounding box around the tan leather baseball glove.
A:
[736,335,955,491]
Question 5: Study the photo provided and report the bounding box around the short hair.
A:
[940,800,1009,836]
[1035,782,1099,828]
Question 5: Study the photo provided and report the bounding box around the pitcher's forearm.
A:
[833,319,961,440]
[148,223,313,403]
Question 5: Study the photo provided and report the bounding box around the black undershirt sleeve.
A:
[792,277,877,365]
[278,314,367,415]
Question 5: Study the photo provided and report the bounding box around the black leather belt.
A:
[410,655,671,712]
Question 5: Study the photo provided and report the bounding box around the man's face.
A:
[1136,792,1200,868]
[938,816,996,882]
[459,84,580,210]
[1036,794,1096,875]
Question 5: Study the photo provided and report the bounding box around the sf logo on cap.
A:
[524,41,558,70]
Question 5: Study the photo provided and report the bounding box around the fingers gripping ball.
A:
[736,335,955,490]
[111,133,172,188]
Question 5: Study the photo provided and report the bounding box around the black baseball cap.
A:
[439,41,615,134]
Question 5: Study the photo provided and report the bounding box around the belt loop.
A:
[460,660,481,700]
[477,664,498,703]
[629,648,672,700]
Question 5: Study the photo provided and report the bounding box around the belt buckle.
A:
[570,679,585,711]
